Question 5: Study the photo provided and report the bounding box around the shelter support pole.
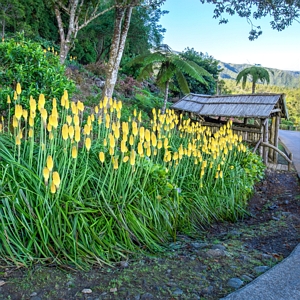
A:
[269,116,276,161]
[259,119,264,158]
[273,115,280,163]
[263,118,269,165]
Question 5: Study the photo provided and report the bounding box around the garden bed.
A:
[0,170,299,300]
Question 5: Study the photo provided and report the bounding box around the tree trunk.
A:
[102,6,133,100]
[54,4,75,64]
[162,80,170,114]
[252,81,256,94]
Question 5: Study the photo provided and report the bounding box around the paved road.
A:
[279,130,300,178]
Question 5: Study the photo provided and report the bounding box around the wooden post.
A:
[259,119,264,158]
[288,153,293,171]
[273,115,280,163]
[269,116,276,161]
[263,119,269,164]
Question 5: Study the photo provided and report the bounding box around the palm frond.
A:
[156,63,176,85]
[137,64,154,81]
[172,58,207,85]
[175,70,190,94]
[126,52,166,67]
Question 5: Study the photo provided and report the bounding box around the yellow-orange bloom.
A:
[28,128,33,138]
[68,125,74,139]
[15,135,21,145]
[50,182,56,194]
[38,94,45,111]
[43,167,50,184]
[109,134,115,148]
[46,155,54,171]
[12,116,18,128]
[130,149,136,166]
[22,109,28,121]
[52,171,61,188]
[121,140,127,153]
[72,146,77,158]
[66,115,72,125]
[15,104,23,120]
[62,124,69,140]
[85,137,91,151]
[16,83,21,95]
[30,97,36,111]
[129,134,134,146]
[99,151,105,163]
[138,142,143,155]
[40,108,48,123]
[113,157,118,170]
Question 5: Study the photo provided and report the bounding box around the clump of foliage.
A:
[0,35,75,112]
[0,86,265,268]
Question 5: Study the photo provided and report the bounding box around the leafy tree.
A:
[201,0,300,40]
[236,66,271,93]
[0,0,25,38]
[179,48,221,95]
[50,0,116,64]
[127,46,213,113]
[102,0,166,101]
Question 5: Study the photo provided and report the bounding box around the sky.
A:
[159,0,300,71]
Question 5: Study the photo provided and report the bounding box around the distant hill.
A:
[218,62,300,88]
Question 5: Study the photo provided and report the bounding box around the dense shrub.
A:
[0,35,75,113]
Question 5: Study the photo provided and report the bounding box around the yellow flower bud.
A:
[40,108,48,124]
[68,125,74,139]
[62,124,69,140]
[52,171,60,188]
[14,104,23,120]
[43,167,50,183]
[46,155,54,171]
[7,95,11,104]
[139,127,145,140]
[66,115,72,125]
[73,115,79,126]
[50,182,56,194]
[157,140,162,149]
[109,134,115,148]
[38,94,45,111]
[99,151,105,163]
[138,142,143,155]
[130,149,136,166]
[22,109,28,121]
[16,83,21,95]
[123,156,129,163]
[28,128,34,138]
[15,135,21,145]
[113,157,119,170]
[72,146,77,158]
[30,97,36,111]
[85,137,91,151]
[13,91,17,100]
[109,146,114,156]
[12,116,18,128]
[121,140,127,153]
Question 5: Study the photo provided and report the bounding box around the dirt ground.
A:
[0,169,300,300]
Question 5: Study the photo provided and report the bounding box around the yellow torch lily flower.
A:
[52,171,60,188]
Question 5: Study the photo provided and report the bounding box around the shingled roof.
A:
[171,93,288,119]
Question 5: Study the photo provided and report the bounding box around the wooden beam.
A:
[261,142,293,164]
[270,108,281,114]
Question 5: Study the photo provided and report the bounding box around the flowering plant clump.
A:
[0,84,265,268]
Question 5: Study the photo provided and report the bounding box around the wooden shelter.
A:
[171,93,291,166]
